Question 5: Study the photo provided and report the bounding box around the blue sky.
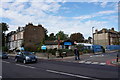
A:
[0,0,119,38]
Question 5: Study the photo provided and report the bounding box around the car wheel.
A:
[23,60,27,64]
[35,60,37,63]
[15,58,18,62]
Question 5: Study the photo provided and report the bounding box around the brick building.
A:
[93,28,120,48]
[6,23,46,51]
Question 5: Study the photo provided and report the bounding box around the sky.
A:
[0,0,119,39]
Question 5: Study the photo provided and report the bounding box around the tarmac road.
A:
[1,56,120,80]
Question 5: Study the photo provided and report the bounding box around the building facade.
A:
[6,23,45,51]
[94,28,120,48]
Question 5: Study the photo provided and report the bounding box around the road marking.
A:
[91,62,99,64]
[79,61,86,63]
[15,64,35,69]
[85,61,92,64]
[2,61,10,63]
[46,69,99,80]
[90,55,104,57]
[0,76,2,78]
[99,63,106,65]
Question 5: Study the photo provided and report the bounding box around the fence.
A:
[106,45,120,51]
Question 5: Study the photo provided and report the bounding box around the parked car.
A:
[15,51,37,64]
[0,52,8,59]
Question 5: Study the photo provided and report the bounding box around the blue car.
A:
[15,51,37,64]
[0,52,8,59]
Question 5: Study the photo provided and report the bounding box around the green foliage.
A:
[37,39,45,51]
[57,49,74,56]
[47,48,57,55]
[113,42,120,45]
[70,33,84,42]
[0,23,9,49]
[0,22,9,33]
[75,44,84,52]
[56,31,68,40]
[49,33,56,40]
[82,49,93,53]
[2,46,8,52]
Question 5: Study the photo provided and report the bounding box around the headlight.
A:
[26,56,30,60]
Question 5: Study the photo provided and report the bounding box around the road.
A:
[1,55,120,80]
[56,52,119,66]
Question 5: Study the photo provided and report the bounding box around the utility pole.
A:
[92,27,94,45]
[58,35,60,49]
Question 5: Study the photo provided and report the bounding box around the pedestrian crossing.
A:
[62,60,106,65]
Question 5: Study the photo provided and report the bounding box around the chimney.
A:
[102,28,106,33]
[95,29,98,33]
[111,28,114,31]
[28,23,33,26]
[38,24,42,27]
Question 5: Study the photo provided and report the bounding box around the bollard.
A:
[116,53,119,62]
[47,53,49,59]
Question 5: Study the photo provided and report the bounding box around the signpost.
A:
[64,42,72,45]
[41,45,47,50]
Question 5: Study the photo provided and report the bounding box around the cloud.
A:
[97,10,117,14]
[100,2,108,8]
[1,0,119,2]
[1,1,118,38]
[73,10,117,20]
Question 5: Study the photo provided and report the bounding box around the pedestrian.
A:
[74,48,80,60]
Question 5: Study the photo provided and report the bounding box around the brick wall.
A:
[24,24,45,51]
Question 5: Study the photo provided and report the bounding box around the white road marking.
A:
[0,76,2,78]
[90,55,104,57]
[85,61,92,64]
[15,64,35,69]
[46,69,99,80]
[62,60,106,66]
[2,61,10,63]
[91,62,99,64]
[79,61,86,63]
[99,63,106,65]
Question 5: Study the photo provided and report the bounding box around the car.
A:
[0,52,8,59]
[15,51,37,64]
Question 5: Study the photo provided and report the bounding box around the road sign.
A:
[64,42,72,45]
[41,45,47,50]
[20,47,24,51]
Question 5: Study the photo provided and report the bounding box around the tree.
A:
[88,37,92,44]
[44,28,49,40]
[55,31,68,40]
[0,22,9,33]
[0,23,9,48]
[70,33,84,43]
[49,33,55,40]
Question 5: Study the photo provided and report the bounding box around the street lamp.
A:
[92,27,94,45]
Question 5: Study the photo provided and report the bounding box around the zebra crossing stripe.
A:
[99,63,106,65]
[62,60,106,65]
[91,62,99,64]
[79,61,86,63]
[85,61,92,64]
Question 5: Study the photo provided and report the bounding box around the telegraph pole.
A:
[92,27,94,45]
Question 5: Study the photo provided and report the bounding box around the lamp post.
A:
[92,27,94,45]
